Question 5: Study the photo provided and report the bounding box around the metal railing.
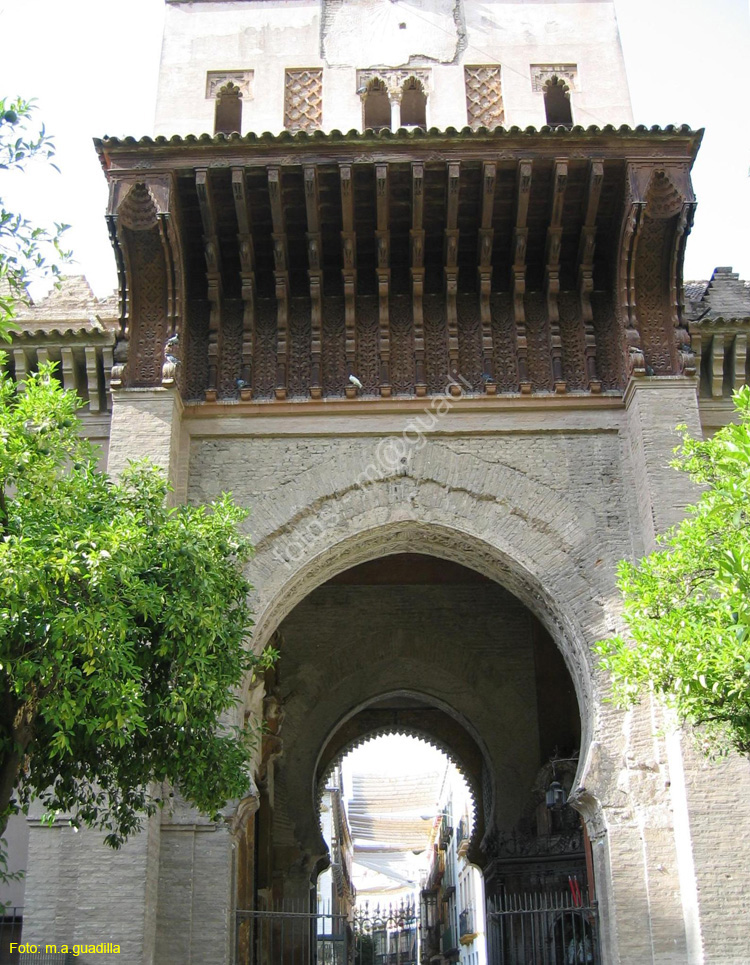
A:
[0,909,22,965]
[487,892,600,965]
[459,907,475,938]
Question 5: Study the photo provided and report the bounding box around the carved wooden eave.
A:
[94,124,702,402]
[7,276,118,414]
[687,267,750,402]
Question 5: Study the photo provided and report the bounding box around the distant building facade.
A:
[6,0,750,962]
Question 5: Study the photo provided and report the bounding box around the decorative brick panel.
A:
[284,69,323,133]
[464,66,504,129]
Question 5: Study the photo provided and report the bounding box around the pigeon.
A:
[236,379,250,390]
[349,375,363,389]
[165,333,179,348]
[165,354,180,366]
[481,372,494,383]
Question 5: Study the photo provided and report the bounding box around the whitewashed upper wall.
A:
[154,0,633,136]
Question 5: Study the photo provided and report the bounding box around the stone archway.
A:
[245,549,589,921]
[316,690,494,867]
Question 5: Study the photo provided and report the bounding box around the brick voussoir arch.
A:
[247,485,613,758]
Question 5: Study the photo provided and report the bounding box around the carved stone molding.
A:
[531,64,578,93]
[464,66,504,129]
[206,70,253,99]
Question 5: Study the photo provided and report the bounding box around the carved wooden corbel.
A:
[445,162,461,395]
[106,178,178,389]
[232,167,256,400]
[196,168,223,400]
[617,165,648,378]
[340,165,358,398]
[375,163,391,397]
[545,160,567,393]
[669,201,697,376]
[268,166,290,400]
[411,162,426,396]
[624,162,697,377]
[304,165,324,399]
[577,161,603,392]
[478,161,496,394]
[512,160,533,394]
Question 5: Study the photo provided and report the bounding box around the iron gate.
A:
[487,892,600,965]
[234,902,421,965]
[235,907,350,965]
[353,903,419,965]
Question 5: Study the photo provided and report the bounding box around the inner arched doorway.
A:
[318,732,487,965]
[239,552,595,963]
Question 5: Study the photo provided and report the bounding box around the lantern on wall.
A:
[545,781,567,809]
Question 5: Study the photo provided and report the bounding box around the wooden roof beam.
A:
[375,163,391,397]
[445,161,460,394]
[304,165,324,399]
[232,167,256,400]
[512,160,533,394]
[339,164,358,397]
[478,161,496,394]
[411,162,426,396]
[268,166,290,400]
[545,160,568,393]
[196,168,223,401]
[578,160,604,392]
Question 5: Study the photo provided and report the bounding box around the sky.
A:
[1,0,748,301]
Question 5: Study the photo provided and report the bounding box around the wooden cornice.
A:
[94,127,704,402]
[95,125,703,172]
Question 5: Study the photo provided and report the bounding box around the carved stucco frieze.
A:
[357,68,431,100]
[205,70,254,99]
[531,64,578,93]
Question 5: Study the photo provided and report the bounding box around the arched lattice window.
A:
[363,78,390,131]
[214,82,242,135]
[543,76,572,127]
[400,76,427,129]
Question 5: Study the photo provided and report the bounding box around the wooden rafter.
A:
[512,160,533,394]
[304,165,323,399]
[339,164,358,397]
[196,168,222,400]
[375,163,391,396]
[268,165,290,400]
[411,162,426,396]
[232,167,256,399]
[578,160,603,392]
[545,160,568,392]
[478,161,496,394]
[445,161,460,393]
